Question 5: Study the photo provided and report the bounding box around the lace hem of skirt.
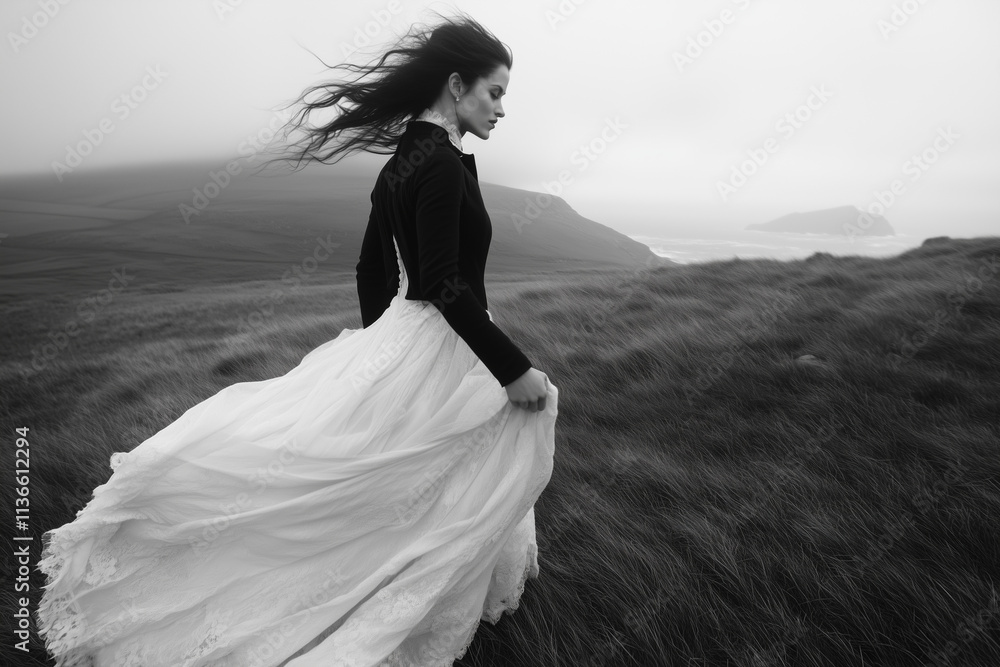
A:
[376,547,540,667]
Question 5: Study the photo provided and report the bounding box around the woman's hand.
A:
[505,367,550,412]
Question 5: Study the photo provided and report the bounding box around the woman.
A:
[35,12,558,667]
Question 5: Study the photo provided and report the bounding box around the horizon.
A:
[0,155,984,260]
[2,1,997,242]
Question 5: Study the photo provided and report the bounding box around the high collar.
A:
[403,118,478,180]
[406,119,472,160]
[415,107,464,152]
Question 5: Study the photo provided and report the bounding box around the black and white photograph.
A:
[1,1,998,665]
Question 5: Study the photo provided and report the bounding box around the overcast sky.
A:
[3,0,998,238]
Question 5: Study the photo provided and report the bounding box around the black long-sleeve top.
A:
[355,119,533,388]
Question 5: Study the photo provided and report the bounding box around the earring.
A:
[454,96,460,102]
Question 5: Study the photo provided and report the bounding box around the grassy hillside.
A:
[2,236,998,666]
[0,161,668,301]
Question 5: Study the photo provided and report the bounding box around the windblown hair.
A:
[260,10,512,172]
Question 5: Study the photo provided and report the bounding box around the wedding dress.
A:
[36,233,558,666]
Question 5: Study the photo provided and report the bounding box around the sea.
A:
[626,229,925,265]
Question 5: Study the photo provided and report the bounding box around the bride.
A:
[36,11,558,666]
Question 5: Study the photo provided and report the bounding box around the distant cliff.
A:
[746,206,895,236]
[480,182,675,270]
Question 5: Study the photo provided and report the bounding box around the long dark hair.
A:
[258,10,512,172]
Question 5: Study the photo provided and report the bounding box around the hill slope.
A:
[2,236,998,666]
[0,161,670,301]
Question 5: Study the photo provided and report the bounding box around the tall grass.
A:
[2,237,998,666]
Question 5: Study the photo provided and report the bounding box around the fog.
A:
[3,0,998,240]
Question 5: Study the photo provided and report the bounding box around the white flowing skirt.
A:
[36,237,558,666]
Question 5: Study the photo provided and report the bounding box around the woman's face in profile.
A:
[457,63,509,141]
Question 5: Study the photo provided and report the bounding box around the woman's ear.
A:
[448,72,463,98]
